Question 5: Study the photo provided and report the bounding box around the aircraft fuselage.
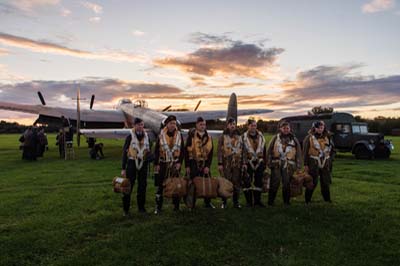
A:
[118,103,167,133]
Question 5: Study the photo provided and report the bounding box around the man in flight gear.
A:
[56,129,65,158]
[37,127,48,158]
[90,143,104,160]
[61,116,73,142]
[121,118,151,216]
[154,115,185,214]
[217,117,243,209]
[19,126,38,161]
[303,120,335,204]
[266,121,302,206]
[242,119,267,207]
[185,117,215,208]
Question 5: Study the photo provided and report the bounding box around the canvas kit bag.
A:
[193,176,218,198]
[163,176,188,198]
[112,176,131,194]
[217,177,234,198]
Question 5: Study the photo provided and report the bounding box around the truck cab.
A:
[280,112,394,159]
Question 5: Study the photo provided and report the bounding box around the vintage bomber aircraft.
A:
[0,90,272,144]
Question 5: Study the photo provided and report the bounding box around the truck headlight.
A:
[368,144,375,151]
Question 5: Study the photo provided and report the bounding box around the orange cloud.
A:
[0,32,146,63]
[154,42,284,79]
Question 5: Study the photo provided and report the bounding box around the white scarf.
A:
[224,134,242,155]
[243,130,265,169]
[310,135,331,169]
[130,130,149,170]
[276,134,296,168]
[160,129,182,163]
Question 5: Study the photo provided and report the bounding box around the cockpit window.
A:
[133,100,148,108]
[119,99,132,105]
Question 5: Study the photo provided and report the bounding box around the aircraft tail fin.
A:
[227,93,238,123]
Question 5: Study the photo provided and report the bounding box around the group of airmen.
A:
[19,126,48,161]
[120,115,335,216]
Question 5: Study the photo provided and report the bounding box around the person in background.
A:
[37,127,48,157]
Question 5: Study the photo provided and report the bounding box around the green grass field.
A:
[0,134,399,266]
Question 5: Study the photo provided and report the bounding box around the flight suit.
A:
[242,130,266,207]
[217,129,243,208]
[122,129,150,213]
[266,133,302,205]
[185,129,214,208]
[154,127,185,212]
[303,132,335,203]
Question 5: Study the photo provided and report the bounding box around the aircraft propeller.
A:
[162,105,172,112]
[194,100,201,111]
[37,91,46,106]
[90,94,95,110]
[161,100,201,112]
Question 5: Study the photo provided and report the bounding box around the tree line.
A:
[0,121,60,134]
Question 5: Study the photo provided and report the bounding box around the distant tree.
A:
[0,120,28,133]
[0,120,60,134]
[308,106,334,115]
[236,119,278,134]
[257,119,278,133]
[374,116,386,121]
[354,115,366,122]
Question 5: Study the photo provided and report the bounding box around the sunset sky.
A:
[0,0,399,124]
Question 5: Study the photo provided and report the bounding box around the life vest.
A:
[308,134,332,169]
[243,130,265,169]
[222,133,242,162]
[128,129,150,170]
[187,130,213,162]
[272,134,297,168]
[159,127,182,163]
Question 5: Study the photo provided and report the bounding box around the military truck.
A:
[280,112,394,159]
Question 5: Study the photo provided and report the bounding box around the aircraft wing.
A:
[80,128,222,141]
[80,128,131,139]
[80,128,157,141]
[0,102,126,123]
[181,129,223,139]
[165,109,273,124]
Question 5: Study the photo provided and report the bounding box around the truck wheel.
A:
[354,145,372,160]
